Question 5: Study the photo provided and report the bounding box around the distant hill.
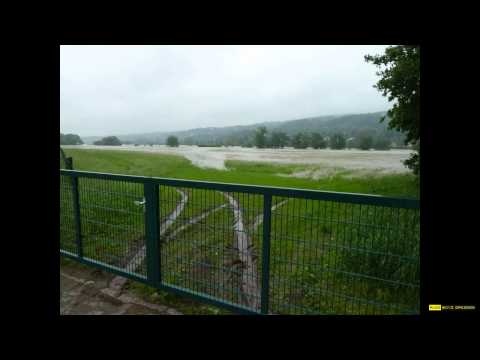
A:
[82,111,405,146]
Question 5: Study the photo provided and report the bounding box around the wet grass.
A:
[265,199,419,314]
[60,148,419,314]
[160,207,243,305]
[62,149,419,198]
[60,175,181,273]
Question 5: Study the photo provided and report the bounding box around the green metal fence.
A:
[60,169,420,315]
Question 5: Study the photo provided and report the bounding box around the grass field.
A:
[63,149,419,197]
[60,148,420,314]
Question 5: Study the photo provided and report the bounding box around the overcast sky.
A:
[60,45,391,137]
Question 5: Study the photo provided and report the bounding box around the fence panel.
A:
[157,185,265,312]
[268,197,420,314]
[76,177,147,278]
[60,169,420,315]
[60,174,77,254]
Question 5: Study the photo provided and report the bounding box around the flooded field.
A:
[64,145,413,175]
[61,145,420,314]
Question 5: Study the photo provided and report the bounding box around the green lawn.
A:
[60,148,420,314]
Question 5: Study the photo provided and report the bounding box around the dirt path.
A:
[223,193,261,310]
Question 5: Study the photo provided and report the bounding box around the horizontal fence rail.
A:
[60,169,420,315]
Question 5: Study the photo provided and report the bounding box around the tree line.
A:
[150,130,394,150]
[60,131,394,151]
[252,127,391,150]
[60,133,124,146]
[164,129,397,150]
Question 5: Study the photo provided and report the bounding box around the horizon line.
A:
[62,109,389,138]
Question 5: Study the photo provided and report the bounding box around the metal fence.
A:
[60,169,420,315]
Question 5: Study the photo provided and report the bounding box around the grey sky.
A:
[60,45,391,137]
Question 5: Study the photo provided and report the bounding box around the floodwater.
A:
[64,144,414,175]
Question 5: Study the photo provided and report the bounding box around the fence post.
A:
[261,193,272,314]
[71,175,83,258]
[144,182,161,284]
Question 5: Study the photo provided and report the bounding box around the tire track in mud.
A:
[108,188,288,308]
[250,199,289,230]
[221,196,289,311]
[162,203,228,243]
[223,192,261,311]
[108,189,188,295]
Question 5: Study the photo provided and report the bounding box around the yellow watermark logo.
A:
[429,304,475,311]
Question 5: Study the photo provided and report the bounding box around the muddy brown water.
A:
[64,145,414,174]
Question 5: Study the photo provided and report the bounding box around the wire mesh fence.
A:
[158,187,265,311]
[77,177,146,278]
[268,197,419,314]
[60,175,77,254]
[60,169,420,315]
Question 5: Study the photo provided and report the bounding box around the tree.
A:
[330,133,346,149]
[365,45,420,174]
[166,136,179,147]
[254,127,268,148]
[93,136,122,146]
[310,132,326,149]
[358,135,373,150]
[60,133,83,145]
[291,133,310,149]
[269,131,289,148]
